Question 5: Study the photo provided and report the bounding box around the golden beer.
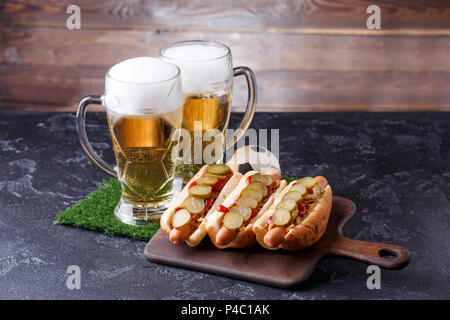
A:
[160,41,257,180]
[182,92,230,132]
[107,108,182,206]
[176,90,231,176]
[77,57,184,225]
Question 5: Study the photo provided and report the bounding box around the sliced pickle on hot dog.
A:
[237,197,258,209]
[207,164,231,175]
[246,181,268,197]
[205,173,227,180]
[172,209,191,228]
[223,210,244,230]
[230,206,252,221]
[241,188,263,202]
[297,177,316,188]
[272,208,291,226]
[251,174,274,186]
[283,191,303,202]
[291,183,307,196]
[183,196,205,214]
[189,185,212,199]
[277,198,297,212]
[196,176,218,186]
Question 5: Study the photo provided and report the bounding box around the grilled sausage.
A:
[215,226,238,246]
[169,225,191,245]
[263,226,286,248]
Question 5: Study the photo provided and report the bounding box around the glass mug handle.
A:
[225,66,257,151]
[76,95,118,178]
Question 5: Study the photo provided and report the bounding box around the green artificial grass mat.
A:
[55,178,159,240]
[54,175,297,240]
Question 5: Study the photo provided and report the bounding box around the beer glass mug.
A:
[76,57,184,225]
[159,40,256,179]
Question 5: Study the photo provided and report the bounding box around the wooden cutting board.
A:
[144,196,410,288]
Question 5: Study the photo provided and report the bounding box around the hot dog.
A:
[253,176,332,250]
[206,169,288,249]
[160,164,242,247]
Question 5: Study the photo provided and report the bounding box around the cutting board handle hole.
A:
[378,248,398,259]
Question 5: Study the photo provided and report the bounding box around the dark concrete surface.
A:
[0,111,448,299]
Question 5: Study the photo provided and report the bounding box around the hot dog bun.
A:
[160,165,242,247]
[253,176,332,250]
[206,171,288,249]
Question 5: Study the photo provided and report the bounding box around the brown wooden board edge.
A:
[145,238,327,288]
[144,196,411,289]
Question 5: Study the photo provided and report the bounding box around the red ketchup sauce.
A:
[297,201,306,216]
[185,170,233,213]
[189,181,197,189]
[217,205,229,213]
[211,171,233,192]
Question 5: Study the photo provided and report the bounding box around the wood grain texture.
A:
[1,0,449,32]
[1,0,449,111]
[2,27,450,73]
[3,65,449,111]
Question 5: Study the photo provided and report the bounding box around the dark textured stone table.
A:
[0,111,449,299]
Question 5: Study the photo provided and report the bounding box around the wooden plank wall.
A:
[1,0,449,112]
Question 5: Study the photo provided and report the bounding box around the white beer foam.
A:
[160,43,232,94]
[104,57,184,116]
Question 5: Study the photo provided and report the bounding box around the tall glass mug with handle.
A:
[159,40,257,180]
[76,57,184,225]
